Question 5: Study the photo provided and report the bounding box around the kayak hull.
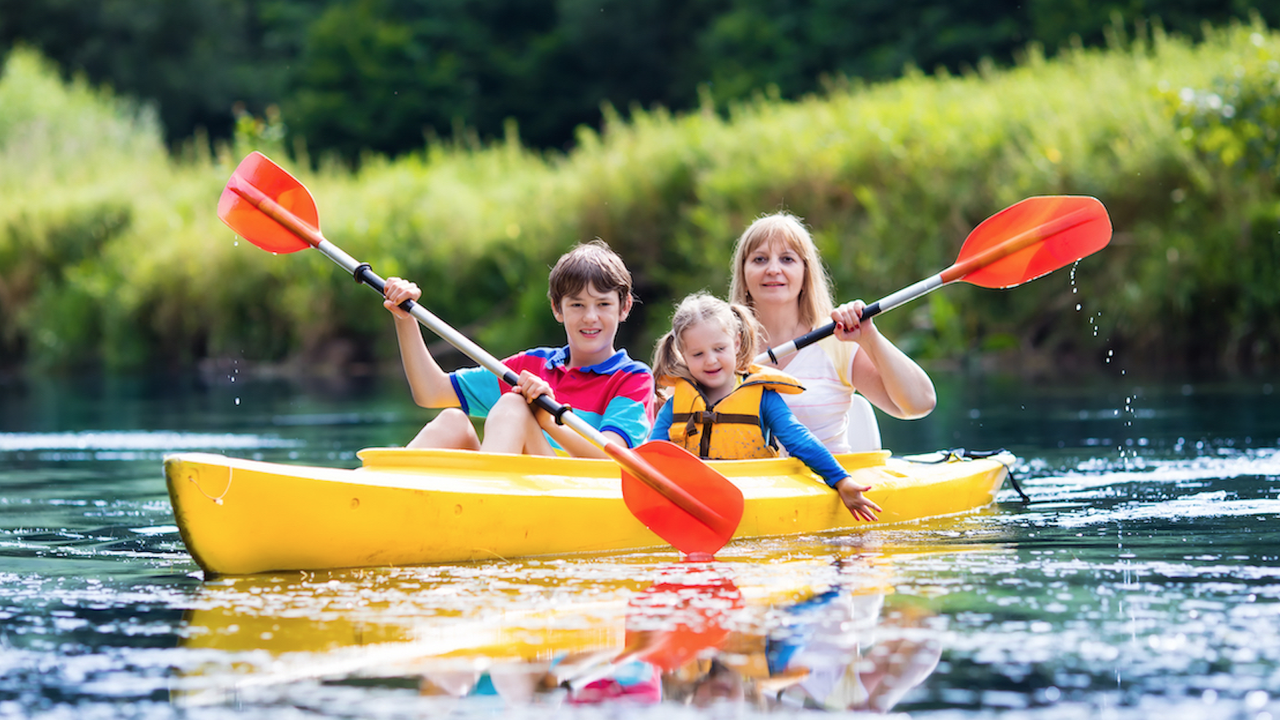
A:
[164,448,1010,576]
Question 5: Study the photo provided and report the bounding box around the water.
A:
[2,369,1279,719]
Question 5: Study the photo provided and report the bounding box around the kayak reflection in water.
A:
[174,554,944,713]
[662,577,941,712]
[438,564,943,713]
[412,563,741,708]
[414,562,941,713]
[557,562,744,705]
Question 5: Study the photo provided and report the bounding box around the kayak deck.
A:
[165,448,1011,576]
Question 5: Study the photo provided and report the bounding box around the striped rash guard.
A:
[449,346,655,450]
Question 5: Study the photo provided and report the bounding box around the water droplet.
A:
[235,398,241,406]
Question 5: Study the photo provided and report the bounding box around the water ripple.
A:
[0,431,303,455]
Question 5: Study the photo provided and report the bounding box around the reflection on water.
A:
[2,371,1280,718]
[170,548,946,715]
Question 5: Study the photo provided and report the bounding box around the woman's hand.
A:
[833,476,882,522]
[831,300,878,344]
[382,277,421,320]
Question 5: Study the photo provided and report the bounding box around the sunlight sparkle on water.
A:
[5,374,1280,719]
[0,431,302,452]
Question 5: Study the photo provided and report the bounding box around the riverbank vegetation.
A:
[2,18,1278,377]
[5,1,1271,157]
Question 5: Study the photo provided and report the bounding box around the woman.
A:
[729,213,936,453]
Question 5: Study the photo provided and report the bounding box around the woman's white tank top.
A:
[776,338,857,454]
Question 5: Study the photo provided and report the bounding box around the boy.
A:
[381,240,654,457]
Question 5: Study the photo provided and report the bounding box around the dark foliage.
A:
[1,0,1275,158]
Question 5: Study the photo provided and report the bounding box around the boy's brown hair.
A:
[547,239,635,309]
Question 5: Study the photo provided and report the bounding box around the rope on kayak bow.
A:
[187,466,233,505]
[909,448,1030,504]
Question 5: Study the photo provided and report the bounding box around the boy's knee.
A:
[409,407,479,449]
[433,407,470,426]
[480,392,554,455]
[426,407,474,436]
[487,392,535,423]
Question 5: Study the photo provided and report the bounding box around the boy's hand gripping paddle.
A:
[218,151,744,558]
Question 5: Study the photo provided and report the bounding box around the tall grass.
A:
[2,17,1278,376]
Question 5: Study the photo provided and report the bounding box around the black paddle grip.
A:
[520,383,573,426]
[354,262,417,315]
[786,301,884,354]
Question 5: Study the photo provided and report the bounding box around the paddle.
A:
[217,151,744,558]
[562,563,743,693]
[755,195,1113,364]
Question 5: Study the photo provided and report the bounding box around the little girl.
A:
[651,293,882,522]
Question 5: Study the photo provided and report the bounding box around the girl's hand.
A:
[833,476,882,522]
[383,277,422,320]
[831,300,877,343]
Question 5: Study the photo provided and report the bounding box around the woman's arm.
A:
[831,301,936,419]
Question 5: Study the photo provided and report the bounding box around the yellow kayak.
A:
[164,447,1011,576]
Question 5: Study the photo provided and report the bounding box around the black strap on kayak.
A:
[909,447,1030,504]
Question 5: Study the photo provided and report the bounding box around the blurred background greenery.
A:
[1,1,1277,378]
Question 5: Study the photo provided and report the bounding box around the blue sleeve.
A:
[651,399,674,442]
[450,365,503,417]
[595,367,655,447]
[600,394,651,447]
[761,390,849,487]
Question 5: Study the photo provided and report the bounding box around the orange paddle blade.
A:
[623,569,743,672]
[618,441,744,558]
[953,195,1112,289]
[217,151,318,254]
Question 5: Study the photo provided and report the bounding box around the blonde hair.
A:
[652,292,761,388]
[728,213,834,331]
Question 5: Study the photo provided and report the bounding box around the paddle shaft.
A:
[228,181,730,530]
[755,203,1099,365]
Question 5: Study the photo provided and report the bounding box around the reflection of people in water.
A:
[561,562,741,706]
[419,653,663,707]
[664,585,941,713]
[566,660,662,704]
[764,591,941,712]
[421,662,574,708]
[420,565,941,713]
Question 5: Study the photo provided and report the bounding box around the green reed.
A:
[2,17,1277,375]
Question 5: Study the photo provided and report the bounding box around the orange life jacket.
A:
[665,365,805,460]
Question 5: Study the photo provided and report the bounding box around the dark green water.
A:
[2,369,1279,719]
